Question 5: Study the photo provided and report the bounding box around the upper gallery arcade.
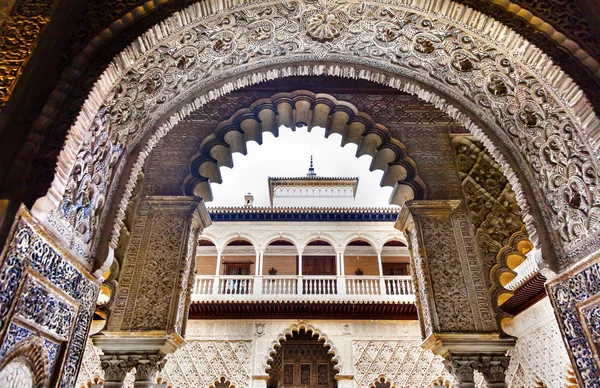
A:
[0,0,599,387]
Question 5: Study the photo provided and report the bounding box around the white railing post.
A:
[337,275,346,295]
[254,275,263,295]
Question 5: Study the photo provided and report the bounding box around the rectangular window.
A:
[382,262,410,276]
[300,364,311,385]
[317,364,328,385]
[283,364,294,385]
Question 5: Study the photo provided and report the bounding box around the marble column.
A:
[377,251,386,295]
[100,356,134,388]
[95,196,211,387]
[132,355,166,388]
[397,200,514,387]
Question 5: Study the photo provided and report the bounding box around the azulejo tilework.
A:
[0,206,100,387]
[0,323,35,360]
[548,258,600,387]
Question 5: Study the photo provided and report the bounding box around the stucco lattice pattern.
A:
[353,340,486,388]
[162,339,251,386]
[75,340,103,388]
[503,298,572,387]
[505,324,570,387]
[77,339,251,388]
[0,359,34,388]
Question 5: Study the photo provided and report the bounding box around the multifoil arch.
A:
[263,321,342,375]
[183,91,424,204]
[30,0,600,274]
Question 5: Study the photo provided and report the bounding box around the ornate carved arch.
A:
[210,375,234,388]
[264,321,342,375]
[182,91,425,204]
[0,337,50,387]
[29,0,600,275]
[430,377,454,387]
[490,226,534,309]
[369,374,396,388]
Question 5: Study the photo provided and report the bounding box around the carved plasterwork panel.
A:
[37,0,600,273]
[0,0,53,109]
[453,136,526,273]
[452,136,532,313]
[406,226,435,338]
[75,339,105,388]
[0,359,35,388]
[160,341,252,387]
[420,215,476,332]
[77,338,251,388]
[415,208,497,333]
[107,197,205,333]
[503,298,572,388]
[353,340,487,388]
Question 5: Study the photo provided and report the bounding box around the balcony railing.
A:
[192,275,415,303]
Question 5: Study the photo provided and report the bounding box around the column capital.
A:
[422,333,515,357]
[100,355,136,386]
[442,354,511,388]
[132,354,167,388]
[477,356,510,387]
[443,356,478,388]
[396,199,462,231]
[93,331,185,357]
[146,195,212,230]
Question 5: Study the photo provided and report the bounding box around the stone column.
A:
[396,200,514,387]
[297,251,303,294]
[255,250,261,275]
[254,249,264,295]
[95,196,211,387]
[336,250,347,295]
[100,356,135,388]
[213,249,223,294]
[377,251,386,295]
[132,355,167,388]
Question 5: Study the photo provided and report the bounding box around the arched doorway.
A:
[267,329,338,388]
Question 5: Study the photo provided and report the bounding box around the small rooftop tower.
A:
[244,193,254,207]
[307,154,316,177]
[268,155,358,207]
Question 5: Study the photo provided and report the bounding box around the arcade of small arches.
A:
[1,0,600,387]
